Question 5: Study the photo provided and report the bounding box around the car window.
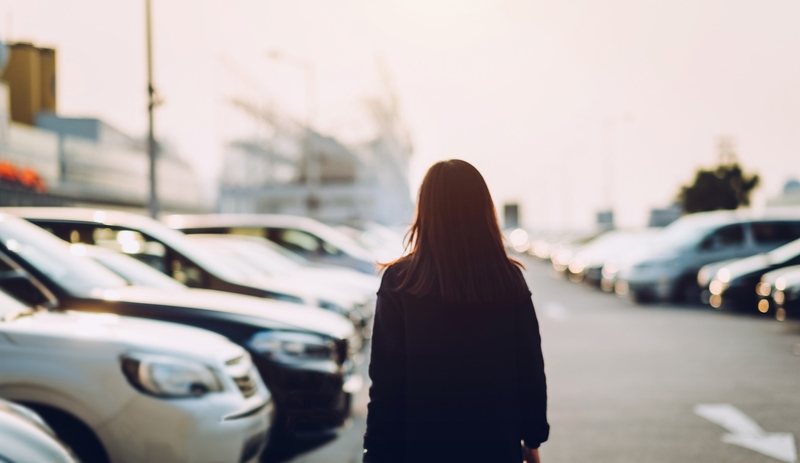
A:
[699,224,744,251]
[751,221,800,245]
[229,227,267,238]
[276,229,321,254]
[92,227,169,273]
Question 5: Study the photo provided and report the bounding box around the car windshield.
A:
[767,237,800,264]
[91,251,187,291]
[182,239,274,283]
[0,215,128,296]
[188,237,305,277]
[116,218,277,284]
[0,290,32,320]
[653,218,724,253]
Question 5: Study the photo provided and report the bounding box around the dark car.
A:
[758,265,800,321]
[0,213,360,440]
[711,237,800,312]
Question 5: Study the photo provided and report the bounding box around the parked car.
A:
[617,210,800,303]
[757,265,800,321]
[0,288,272,463]
[185,234,378,339]
[550,231,608,276]
[704,237,800,310]
[0,399,78,463]
[12,207,360,319]
[165,214,378,274]
[0,213,360,440]
[565,229,659,287]
[336,221,406,263]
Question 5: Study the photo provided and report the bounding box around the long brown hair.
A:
[387,159,527,304]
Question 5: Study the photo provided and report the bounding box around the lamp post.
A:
[265,51,319,216]
[145,0,158,218]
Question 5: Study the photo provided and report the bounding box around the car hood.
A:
[1,310,243,364]
[302,267,380,295]
[725,253,771,280]
[104,286,355,340]
[763,265,800,287]
[250,274,362,308]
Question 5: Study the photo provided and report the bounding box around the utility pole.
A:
[145,0,158,218]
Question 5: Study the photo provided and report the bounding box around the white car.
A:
[0,289,273,463]
[185,234,379,339]
[0,399,78,463]
[166,214,380,274]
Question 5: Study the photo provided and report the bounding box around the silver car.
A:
[617,210,800,303]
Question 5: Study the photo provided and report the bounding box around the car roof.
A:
[671,208,800,228]
[2,207,159,230]
[165,213,373,259]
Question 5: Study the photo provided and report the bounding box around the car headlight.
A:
[697,268,711,287]
[248,331,334,361]
[709,279,728,296]
[121,354,222,398]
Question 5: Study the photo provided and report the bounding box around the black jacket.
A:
[363,263,549,463]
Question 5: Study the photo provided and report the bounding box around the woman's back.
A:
[363,160,549,463]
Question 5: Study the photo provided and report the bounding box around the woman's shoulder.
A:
[378,258,411,294]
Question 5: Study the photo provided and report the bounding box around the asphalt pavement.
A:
[273,256,800,463]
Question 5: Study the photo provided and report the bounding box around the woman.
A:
[363,160,549,463]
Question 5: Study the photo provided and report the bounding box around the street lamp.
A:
[265,50,320,216]
[145,0,158,218]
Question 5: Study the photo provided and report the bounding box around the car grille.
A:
[226,355,259,398]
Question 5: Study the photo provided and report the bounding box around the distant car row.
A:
[0,208,400,463]
[513,208,800,321]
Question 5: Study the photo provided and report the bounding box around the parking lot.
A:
[284,256,800,463]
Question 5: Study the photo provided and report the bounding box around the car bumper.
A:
[99,393,272,463]
[254,356,359,436]
[624,278,674,301]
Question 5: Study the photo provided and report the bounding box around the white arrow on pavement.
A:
[694,403,797,463]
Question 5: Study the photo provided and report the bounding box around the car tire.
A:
[23,403,110,463]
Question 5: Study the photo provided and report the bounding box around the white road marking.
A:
[694,403,797,462]
[541,302,569,321]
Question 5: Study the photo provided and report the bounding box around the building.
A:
[218,85,414,226]
[0,41,206,213]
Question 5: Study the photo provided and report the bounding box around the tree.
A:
[677,162,760,214]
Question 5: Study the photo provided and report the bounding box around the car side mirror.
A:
[0,271,53,307]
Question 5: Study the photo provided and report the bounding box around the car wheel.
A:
[23,404,110,463]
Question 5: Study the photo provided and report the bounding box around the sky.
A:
[2,0,800,229]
